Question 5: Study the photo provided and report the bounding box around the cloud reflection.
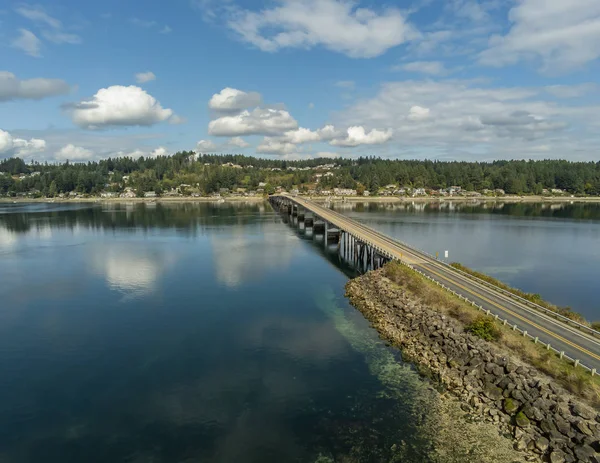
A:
[92,245,174,297]
[211,229,297,287]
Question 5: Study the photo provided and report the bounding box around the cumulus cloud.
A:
[0,71,70,102]
[55,144,94,161]
[228,0,419,58]
[208,108,298,136]
[196,139,218,152]
[0,129,46,158]
[479,0,600,71]
[135,71,156,84]
[330,126,393,147]
[208,87,262,113]
[399,61,446,75]
[227,136,250,148]
[11,29,42,57]
[281,127,321,144]
[408,105,431,121]
[69,85,175,129]
[256,137,297,155]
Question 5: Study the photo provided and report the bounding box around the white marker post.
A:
[444,250,449,259]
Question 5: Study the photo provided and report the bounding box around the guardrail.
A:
[277,197,600,371]
[394,258,596,376]
[319,203,600,341]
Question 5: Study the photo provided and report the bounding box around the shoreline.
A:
[2,194,600,204]
[345,265,600,463]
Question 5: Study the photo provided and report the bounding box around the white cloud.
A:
[208,87,262,112]
[168,115,187,125]
[55,144,94,161]
[317,124,343,140]
[545,83,597,98]
[408,105,431,121]
[15,6,62,28]
[308,102,314,109]
[135,71,156,84]
[479,0,600,71]
[149,146,169,157]
[256,137,297,155]
[196,139,218,152]
[159,25,172,34]
[16,6,82,45]
[208,108,298,136]
[69,85,175,129]
[330,126,393,147]
[0,71,70,102]
[335,79,600,159]
[0,129,46,158]
[227,136,250,148]
[228,0,419,58]
[11,29,42,57]
[399,61,446,75]
[282,127,321,144]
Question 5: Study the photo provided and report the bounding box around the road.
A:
[278,195,600,372]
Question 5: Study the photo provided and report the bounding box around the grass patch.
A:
[450,262,594,326]
[466,317,503,342]
[383,261,600,407]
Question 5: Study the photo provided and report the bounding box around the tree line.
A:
[1,153,600,197]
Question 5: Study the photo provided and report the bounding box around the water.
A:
[0,201,443,463]
[331,201,600,321]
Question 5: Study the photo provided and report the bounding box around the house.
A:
[291,189,299,195]
[101,192,117,198]
[333,188,357,196]
[551,189,565,194]
[363,191,370,196]
[323,172,334,178]
[494,189,506,195]
[144,191,157,198]
[319,190,332,196]
[413,188,427,196]
[258,182,267,187]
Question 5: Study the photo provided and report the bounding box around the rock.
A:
[591,440,600,452]
[573,445,596,462]
[555,417,571,436]
[504,398,520,414]
[484,383,504,401]
[515,439,528,451]
[549,450,566,463]
[516,411,531,428]
[575,420,594,436]
[534,436,549,453]
[572,403,595,420]
[540,418,557,434]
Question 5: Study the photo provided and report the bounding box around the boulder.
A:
[549,450,566,463]
[572,403,595,420]
[516,411,531,428]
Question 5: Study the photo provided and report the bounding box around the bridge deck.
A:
[273,195,600,373]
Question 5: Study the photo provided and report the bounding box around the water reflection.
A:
[91,245,173,297]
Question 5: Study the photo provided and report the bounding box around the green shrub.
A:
[466,317,502,342]
[591,321,600,331]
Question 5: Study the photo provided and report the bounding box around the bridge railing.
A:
[273,196,598,374]
[311,200,600,341]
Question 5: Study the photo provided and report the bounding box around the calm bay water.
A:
[332,201,600,321]
[0,202,438,463]
[0,199,596,462]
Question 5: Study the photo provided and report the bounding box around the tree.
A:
[48,180,58,197]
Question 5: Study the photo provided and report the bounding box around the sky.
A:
[1,0,599,163]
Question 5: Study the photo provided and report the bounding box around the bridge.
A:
[270,194,600,373]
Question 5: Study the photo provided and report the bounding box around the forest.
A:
[1,152,600,197]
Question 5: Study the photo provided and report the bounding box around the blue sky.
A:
[1,0,600,162]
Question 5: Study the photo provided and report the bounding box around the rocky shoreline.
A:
[345,270,600,463]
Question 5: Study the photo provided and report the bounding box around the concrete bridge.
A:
[270,194,600,373]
